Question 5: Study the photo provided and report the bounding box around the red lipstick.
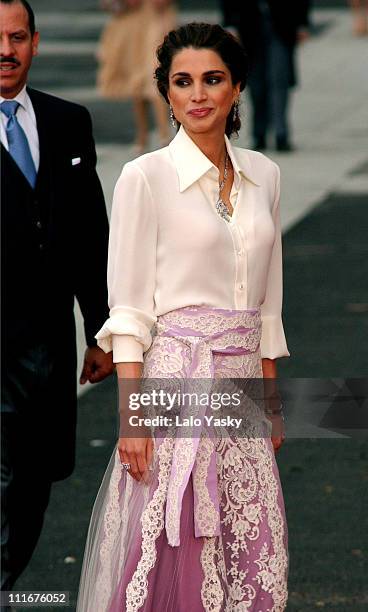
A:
[187,107,213,118]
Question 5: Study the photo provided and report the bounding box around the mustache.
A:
[0,57,21,66]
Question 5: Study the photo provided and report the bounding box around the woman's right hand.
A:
[116,361,153,482]
[118,436,154,482]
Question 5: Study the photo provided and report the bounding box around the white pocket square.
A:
[72,157,81,166]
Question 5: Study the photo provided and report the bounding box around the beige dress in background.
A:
[98,0,176,100]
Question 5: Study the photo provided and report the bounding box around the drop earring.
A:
[233,99,240,122]
[169,105,177,129]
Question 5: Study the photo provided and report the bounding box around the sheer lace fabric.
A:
[77,306,288,612]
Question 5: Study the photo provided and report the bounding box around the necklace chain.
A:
[219,152,229,194]
[216,151,231,222]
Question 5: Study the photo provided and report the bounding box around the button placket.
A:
[230,223,247,308]
[238,224,247,307]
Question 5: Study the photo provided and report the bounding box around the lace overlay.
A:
[95,450,129,611]
[125,437,174,612]
[201,537,224,612]
[140,307,287,610]
[118,467,134,575]
[155,306,261,336]
[79,306,288,612]
[164,437,196,546]
[193,437,221,538]
[215,436,288,612]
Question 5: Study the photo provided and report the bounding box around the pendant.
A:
[216,198,231,222]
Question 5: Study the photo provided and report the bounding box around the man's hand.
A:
[80,346,114,385]
[297,28,310,44]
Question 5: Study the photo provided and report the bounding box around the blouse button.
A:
[239,282,244,290]
[237,249,244,257]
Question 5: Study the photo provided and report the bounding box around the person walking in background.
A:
[349,0,368,35]
[78,22,289,611]
[98,0,176,153]
[0,0,114,597]
[222,0,311,152]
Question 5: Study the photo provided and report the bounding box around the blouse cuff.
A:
[95,306,156,361]
[112,335,144,363]
[260,315,290,359]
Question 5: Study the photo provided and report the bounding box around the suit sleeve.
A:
[298,0,311,28]
[260,163,290,359]
[73,107,110,347]
[95,161,158,363]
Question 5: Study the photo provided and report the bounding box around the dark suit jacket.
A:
[1,88,109,479]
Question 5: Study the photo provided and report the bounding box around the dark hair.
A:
[155,22,248,137]
[1,0,36,36]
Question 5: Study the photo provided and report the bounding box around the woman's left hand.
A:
[261,358,286,453]
[268,412,286,453]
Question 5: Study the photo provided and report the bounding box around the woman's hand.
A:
[267,412,286,453]
[118,436,154,482]
[262,358,286,454]
[116,361,154,482]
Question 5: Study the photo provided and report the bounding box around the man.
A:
[222,0,311,151]
[0,0,114,594]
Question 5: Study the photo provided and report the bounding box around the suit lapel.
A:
[27,88,53,190]
[1,141,35,191]
[1,141,37,232]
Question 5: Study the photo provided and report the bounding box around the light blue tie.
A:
[1,100,37,188]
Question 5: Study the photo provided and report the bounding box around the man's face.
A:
[0,1,39,98]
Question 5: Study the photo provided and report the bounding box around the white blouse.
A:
[96,125,290,362]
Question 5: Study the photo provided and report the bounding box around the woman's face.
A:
[167,47,240,137]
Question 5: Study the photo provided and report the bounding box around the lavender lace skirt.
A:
[77,307,288,612]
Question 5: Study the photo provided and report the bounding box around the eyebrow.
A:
[171,70,226,79]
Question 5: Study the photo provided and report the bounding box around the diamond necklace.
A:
[216,151,231,222]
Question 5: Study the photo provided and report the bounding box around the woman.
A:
[78,23,289,612]
[98,0,176,152]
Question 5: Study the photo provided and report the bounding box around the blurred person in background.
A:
[221,0,311,152]
[0,0,113,597]
[98,0,176,153]
[349,0,368,35]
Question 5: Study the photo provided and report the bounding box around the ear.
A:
[32,31,40,57]
[233,82,241,100]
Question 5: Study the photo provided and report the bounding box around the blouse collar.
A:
[168,125,261,193]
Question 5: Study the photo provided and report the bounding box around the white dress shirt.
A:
[0,85,39,171]
[96,125,290,362]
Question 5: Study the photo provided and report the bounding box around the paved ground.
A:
[12,2,368,611]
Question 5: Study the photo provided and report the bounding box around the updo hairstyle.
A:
[155,22,248,137]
